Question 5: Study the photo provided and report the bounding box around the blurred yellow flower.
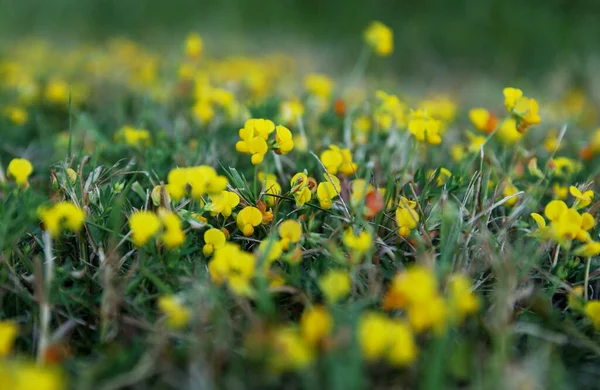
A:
[158,295,190,329]
[364,21,393,56]
[128,211,161,247]
[7,157,33,186]
[319,269,351,304]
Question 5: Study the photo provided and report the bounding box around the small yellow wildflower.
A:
[448,275,480,323]
[319,269,351,304]
[584,301,600,329]
[342,228,372,258]
[208,243,256,296]
[158,295,190,329]
[159,210,186,249]
[275,125,294,154]
[316,175,341,210]
[300,306,333,346]
[358,312,389,361]
[7,157,33,186]
[236,206,263,236]
[128,211,161,247]
[185,33,203,59]
[395,198,419,238]
[38,201,86,238]
[570,186,594,209]
[408,109,442,145]
[203,228,226,256]
[469,108,498,134]
[270,327,314,372]
[278,220,302,251]
[573,241,600,257]
[114,125,151,147]
[207,191,240,217]
[3,105,28,125]
[503,87,523,111]
[364,21,393,56]
[0,321,18,357]
[280,99,304,125]
[383,265,437,310]
[304,73,333,100]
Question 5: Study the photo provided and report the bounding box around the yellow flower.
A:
[3,105,28,125]
[300,306,333,346]
[159,210,186,249]
[304,73,333,99]
[496,118,522,144]
[317,175,341,209]
[408,109,442,145]
[192,99,214,124]
[448,275,480,322]
[319,269,351,304]
[503,87,523,111]
[542,200,594,245]
[364,21,393,56]
[0,321,18,357]
[151,185,170,207]
[185,33,203,59]
[383,266,437,310]
[236,206,263,236]
[280,99,304,125]
[128,211,161,247]
[208,243,256,296]
[469,108,497,133]
[520,98,541,128]
[203,228,226,256]
[386,319,418,366]
[278,220,302,251]
[551,157,581,177]
[395,199,419,238]
[38,201,86,238]
[553,183,568,200]
[7,157,33,186]
[207,191,240,217]
[9,362,66,390]
[350,179,374,206]
[158,295,190,329]
[570,186,594,209]
[428,167,452,186]
[114,125,151,147]
[584,301,600,329]
[260,173,281,207]
[166,165,228,201]
[374,91,407,130]
[574,241,600,257]
[503,180,519,207]
[342,228,372,257]
[257,239,283,271]
[45,78,69,105]
[320,146,343,174]
[270,327,314,372]
[358,312,389,361]
[407,295,447,333]
[293,134,308,152]
[235,119,274,165]
[275,125,294,154]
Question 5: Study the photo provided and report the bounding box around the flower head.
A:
[319,269,351,304]
[278,220,302,251]
[38,201,86,238]
[203,228,226,256]
[236,206,263,236]
[364,21,393,56]
[158,295,190,329]
[7,157,33,186]
[128,211,161,247]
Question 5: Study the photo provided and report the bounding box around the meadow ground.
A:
[1,22,600,389]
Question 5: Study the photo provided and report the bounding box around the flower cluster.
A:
[235,118,294,164]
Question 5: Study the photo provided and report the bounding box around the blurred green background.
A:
[1,0,599,77]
